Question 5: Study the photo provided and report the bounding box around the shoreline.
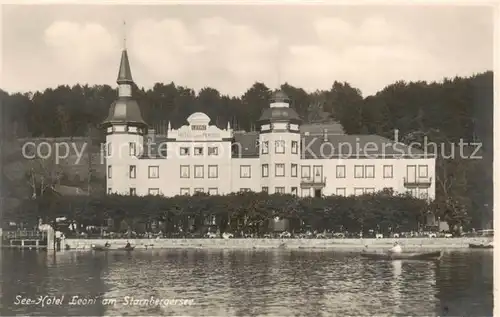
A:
[62,237,493,251]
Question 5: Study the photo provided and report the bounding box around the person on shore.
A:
[104,241,110,248]
[125,241,131,248]
[389,241,403,253]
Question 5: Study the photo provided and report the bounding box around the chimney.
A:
[394,129,399,143]
[323,128,328,142]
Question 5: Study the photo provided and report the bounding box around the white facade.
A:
[105,111,436,200]
[104,49,436,200]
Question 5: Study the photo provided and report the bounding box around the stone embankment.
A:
[64,237,492,251]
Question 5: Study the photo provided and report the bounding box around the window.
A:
[291,164,298,177]
[194,147,203,156]
[194,165,204,178]
[275,140,285,154]
[240,188,251,192]
[354,188,364,195]
[129,142,136,156]
[336,188,346,196]
[365,165,375,178]
[354,165,364,178]
[291,187,298,196]
[180,165,190,178]
[240,165,251,178]
[180,147,189,156]
[383,165,393,178]
[107,188,112,194]
[107,165,112,179]
[262,186,269,193]
[275,187,285,194]
[180,188,190,196]
[194,188,204,193]
[208,147,218,156]
[336,165,346,178]
[419,165,428,178]
[262,164,269,177]
[301,165,311,179]
[208,188,218,195]
[291,140,298,154]
[208,165,218,178]
[129,188,136,196]
[129,165,136,179]
[262,141,269,154]
[148,166,159,178]
[275,164,285,177]
[365,188,375,194]
[148,188,159,195]
[107,142,111,156]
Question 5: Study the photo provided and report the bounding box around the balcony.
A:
[300,177,326,189]
[404,177,432,188]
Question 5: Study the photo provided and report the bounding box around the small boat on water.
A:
[361,251,443,261]
[469,243,493,249]
[92,245,110,251]
[91,245,134,251]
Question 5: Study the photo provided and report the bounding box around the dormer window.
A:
[180,147,189,156]
[194,147,203,156]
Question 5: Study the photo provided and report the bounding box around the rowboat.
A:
[91,245,110,251]
[91,245,134,251]
[469,243,493,249]
[361,251,443,261]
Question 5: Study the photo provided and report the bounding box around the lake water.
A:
[0,249,493,316]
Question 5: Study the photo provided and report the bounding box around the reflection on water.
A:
[0,249,493,316]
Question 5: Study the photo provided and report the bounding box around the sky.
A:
[0,4,494,97]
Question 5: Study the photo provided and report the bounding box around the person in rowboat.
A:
[389,241,403,253]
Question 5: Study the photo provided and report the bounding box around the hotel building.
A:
[103,48,436,199]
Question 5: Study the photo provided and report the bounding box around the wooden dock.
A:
[2,230,49,250]
[6,239,48,250]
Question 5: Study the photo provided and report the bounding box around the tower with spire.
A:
[101,40,148,195]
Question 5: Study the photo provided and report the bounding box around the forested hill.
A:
[0,71,492,148]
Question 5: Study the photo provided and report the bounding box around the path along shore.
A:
[63,237,493,251]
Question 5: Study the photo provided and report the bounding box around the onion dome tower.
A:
[257,89,302,196]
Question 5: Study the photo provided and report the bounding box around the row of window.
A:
[179,146,219,156]
[260,140,299,154]
[107,140,301,157]
[107,164,429,180]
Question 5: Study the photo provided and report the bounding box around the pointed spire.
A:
[117,50,133,85]
[117,21,133,85]
[227,121,230,130]
[168,121,171,130]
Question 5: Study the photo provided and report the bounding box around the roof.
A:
[230,132,430,159]
[301,122,345,135]
[133,123,431,160]
[300,134,428,159]
[232,131,260,158]
[102,97,147,127]
[258,107,301,123]
[117,50,133,84]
